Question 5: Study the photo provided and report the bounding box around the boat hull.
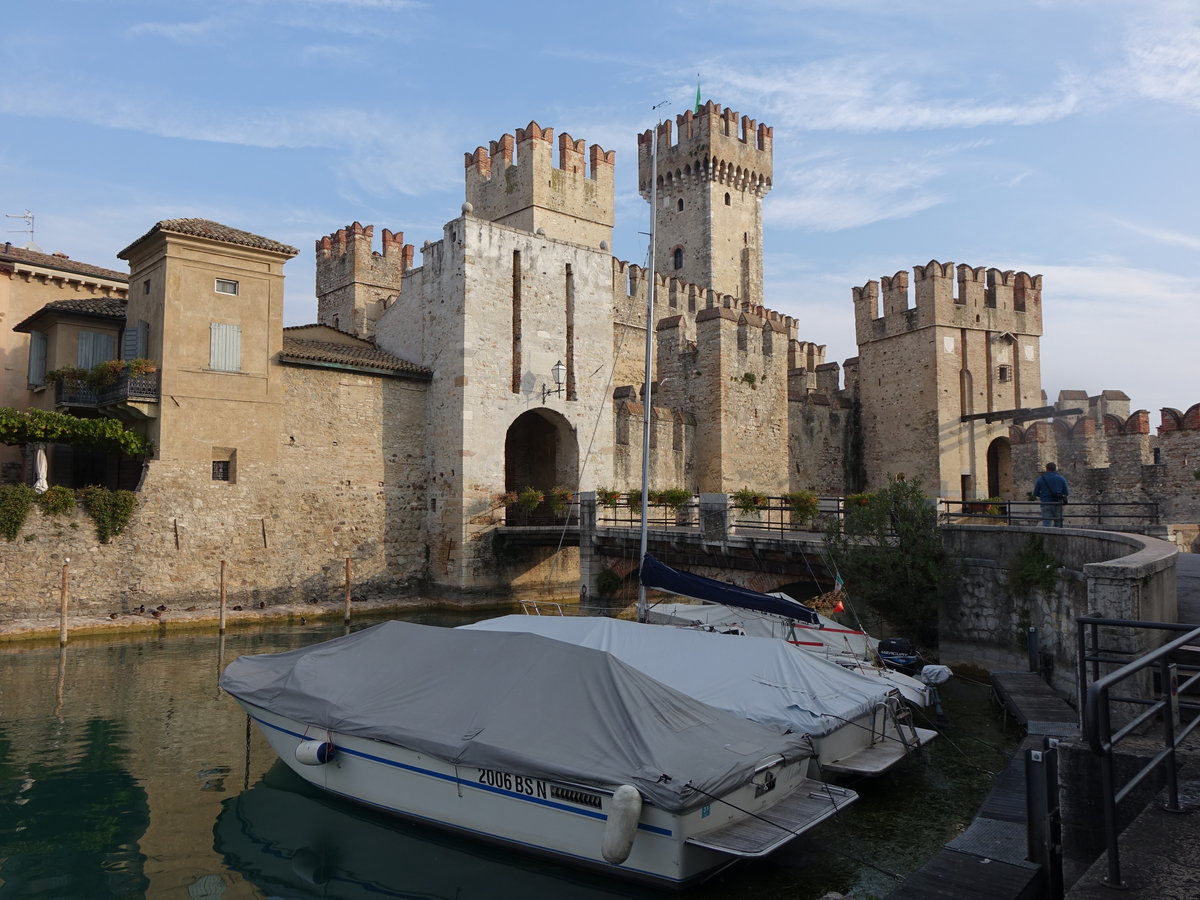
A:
[237,700,855,888]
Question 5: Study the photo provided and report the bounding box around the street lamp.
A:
[542,360,566,402]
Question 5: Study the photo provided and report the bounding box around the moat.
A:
[0,607,1019,899]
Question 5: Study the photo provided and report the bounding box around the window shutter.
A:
[137,320,150,359]
[210,323,241,372]
[122,324,139,361]
[28,331,47,386]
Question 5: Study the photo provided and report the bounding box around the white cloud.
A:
[1118,0,1200,110]
[767,157,944,230]
[127,19,225,42]
[1114,220,1200,252]
[710,59,1082,133]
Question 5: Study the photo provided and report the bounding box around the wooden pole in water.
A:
[219,560,227,634]
[59,558,70,646]
[343,557,352,625]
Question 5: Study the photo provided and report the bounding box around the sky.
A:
[1,0,1196,418]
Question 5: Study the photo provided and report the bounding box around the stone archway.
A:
[986,436,1014,499]
[504,409,579,512]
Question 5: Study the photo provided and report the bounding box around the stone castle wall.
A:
[0,365,428,621]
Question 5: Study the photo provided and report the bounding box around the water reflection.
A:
[216,762,656,900]
[0,718,150,898]
[0,614,1018,899]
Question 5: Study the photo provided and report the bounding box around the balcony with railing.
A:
[98,371,160,421]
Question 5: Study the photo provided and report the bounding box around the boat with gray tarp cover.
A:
[220,620,858,887]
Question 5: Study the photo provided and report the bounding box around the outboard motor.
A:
[877,637,921,675]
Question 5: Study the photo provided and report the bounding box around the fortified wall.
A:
[0,364,429,621]
[315,222,413,339]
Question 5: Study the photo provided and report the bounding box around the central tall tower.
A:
[638,101,773,301]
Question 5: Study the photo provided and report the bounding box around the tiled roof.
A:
[13,297,128,331]
[0,242,127,283]
[281,336,430,378]
[119,218,299,258]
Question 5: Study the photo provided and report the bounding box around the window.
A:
[210,322,241,372]
[215,278,239,295]
[677,198,684,211]
[77,330,116,368]
[998,365,1012,383]
[143,279,150,294]
[212,447,237,483]
[724,192,731,206]
[673,248,684,270]
[28,331,47,387]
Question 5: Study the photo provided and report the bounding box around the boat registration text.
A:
[477,768,548,799]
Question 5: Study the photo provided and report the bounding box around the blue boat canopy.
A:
[640,554,821,626]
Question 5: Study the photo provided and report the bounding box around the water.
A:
[0,610,1018,899]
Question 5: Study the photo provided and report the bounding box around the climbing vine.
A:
[79,485,137,544]
[0,484,36,542]
[0,408,152,456]
[1008,534,1061,599]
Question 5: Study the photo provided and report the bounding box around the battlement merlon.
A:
[315,222,414,266]
[636,100,774,199]
[463,123,615,182]
[852,260,1045,343]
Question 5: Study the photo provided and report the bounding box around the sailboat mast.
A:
[637,118,659,624]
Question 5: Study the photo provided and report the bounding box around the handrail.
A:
[1077,616,1200,887]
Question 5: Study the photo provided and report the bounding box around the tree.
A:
[823,475,958,647]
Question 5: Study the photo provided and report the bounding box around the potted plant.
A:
[548,486,573,517]
[596,487,622,508]
[732,487,768,515]
[516,487,544,514]
[127,358,159,377]
[87,359,128,390]
[784,489,820,526]
[44,366,88,390]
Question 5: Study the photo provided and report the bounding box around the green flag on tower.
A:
[694,78,701,114]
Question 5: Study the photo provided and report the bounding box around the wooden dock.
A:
[886,672,1079,899]
[991,671,1079,736]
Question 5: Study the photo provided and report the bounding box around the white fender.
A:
[601,784,642,864]
[295,739,335,766]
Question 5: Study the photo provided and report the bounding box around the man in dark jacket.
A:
[1033,462,1069,527]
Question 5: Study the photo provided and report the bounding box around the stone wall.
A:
[0,365,429,622]
[940,526,1177,699]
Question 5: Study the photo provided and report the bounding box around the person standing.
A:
[1033,462,1069,527]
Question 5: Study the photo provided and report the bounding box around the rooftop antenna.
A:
[5,209,35,244]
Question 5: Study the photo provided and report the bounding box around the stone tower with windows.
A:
[852,262,1045,500]
[637,102,773,301]
[315,222,412,338]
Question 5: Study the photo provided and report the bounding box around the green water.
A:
[0,611,1018,899]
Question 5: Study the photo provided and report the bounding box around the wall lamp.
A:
[542,360,567,402]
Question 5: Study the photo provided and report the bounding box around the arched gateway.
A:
[504,409,579,507]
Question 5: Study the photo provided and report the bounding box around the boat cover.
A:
[219,621,812,813]
[463,615,893,739]
[640,555,821,625]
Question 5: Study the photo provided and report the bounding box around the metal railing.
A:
[940,498,1160,528]
[98,371,160,405]
[1077,616,1200,887]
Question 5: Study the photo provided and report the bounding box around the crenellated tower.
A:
[638,101,773,302]
[464,123,615,248]
[315,222,413,338]
[852,259,1045,499]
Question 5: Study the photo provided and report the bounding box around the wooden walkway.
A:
[886,672,1079,900]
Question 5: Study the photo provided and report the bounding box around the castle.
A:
[2,100,1197,613]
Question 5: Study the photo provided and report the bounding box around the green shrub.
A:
[1008,534,1061,599]
[651,488,692,511]
[548,486,573,515]
[784,489,819,524]
[732,487,768,514]
[596,488,622,508]
[0,483,36,541]
[596,568,622,597]
[516,487,543,513]
[79,485,137,543]
[36,485,77,516]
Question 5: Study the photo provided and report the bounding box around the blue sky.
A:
[2,0,1196,418]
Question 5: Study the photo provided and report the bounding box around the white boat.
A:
[639,554,951,709]
[220,620,858,888]
[465,614,937,777]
